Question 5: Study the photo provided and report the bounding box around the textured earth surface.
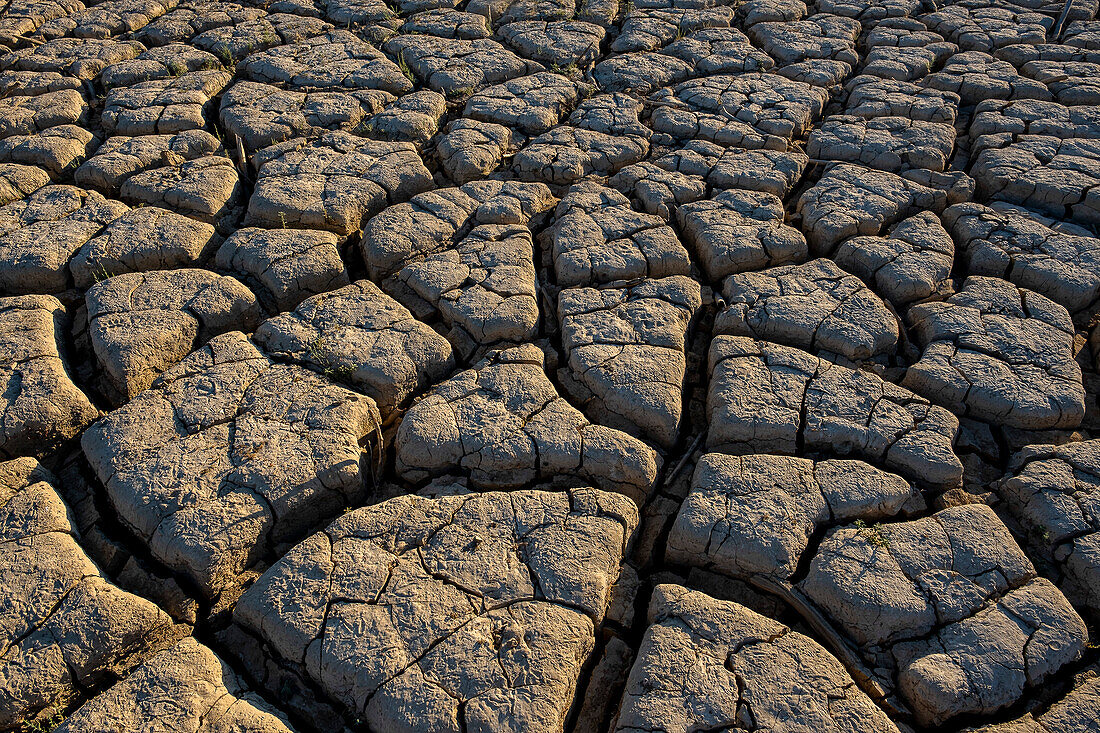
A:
[2,0,1100,731]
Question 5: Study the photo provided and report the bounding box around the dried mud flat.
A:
[2,0,1100,731]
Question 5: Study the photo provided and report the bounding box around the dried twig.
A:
[665,431,705,486]
[1053,0,1075,41]
[748,573,912,721]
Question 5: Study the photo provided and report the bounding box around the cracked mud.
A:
[1,0,1100,731]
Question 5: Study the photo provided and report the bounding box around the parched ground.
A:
[2,0,1100,731]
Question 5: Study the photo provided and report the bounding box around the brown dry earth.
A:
[1,0,1100,731]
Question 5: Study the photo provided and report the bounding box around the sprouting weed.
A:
[324,363,356,381]
[90,261,115,284]
[675,17,688,40]
[307,334,326,361]
[277,211,288,229]
[853,519,889,549]
[22,709,65,733]
[397,54,414,83]
[305,335,351,380]
[277,678,295,700]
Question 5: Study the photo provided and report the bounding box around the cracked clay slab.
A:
[707,335,963,488]
[81,331,382,602]
[396,343,659,503]
[234,485,638,732]
[613,584,900,733]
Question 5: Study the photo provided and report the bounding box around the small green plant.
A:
[90,261,115,284]
[397,53,414,83]
[277,678,295,701]
[324,362,355,380]
[22,709,65,733]
[305,335,354,380]
[853,519,889,549]
[306,334,327,361]
[277,211,288,229]
[214,46,236,66]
